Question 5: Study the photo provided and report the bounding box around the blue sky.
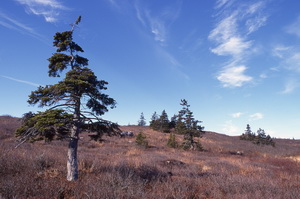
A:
[1,0,300,139]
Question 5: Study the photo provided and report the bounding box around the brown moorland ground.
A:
[1,115,300,198]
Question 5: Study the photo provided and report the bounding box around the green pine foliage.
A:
[138,112,146,126]
[149,110,171,133]
[135,132,149,148]
[240,124,256,141]
[16,109,72,144]
[167,133,178,148]
[159,110,171,133]
[15,17,119,181]
[254,128,275,147]
[149,112,159,130]
[181,138,203,151]
[16,17,119,143]
[175,99,204,150]
[240,125,275,147]
[149,100,204,150]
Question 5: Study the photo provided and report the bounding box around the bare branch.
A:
[49,103,75,110]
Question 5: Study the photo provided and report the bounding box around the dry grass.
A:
[1,116,300,198]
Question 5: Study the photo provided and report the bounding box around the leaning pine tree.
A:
[15,16,119,181]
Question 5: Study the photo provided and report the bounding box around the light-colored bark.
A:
[67,99,81,181]
[67,137,79,181]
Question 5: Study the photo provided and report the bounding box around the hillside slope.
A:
[1,116,300,198]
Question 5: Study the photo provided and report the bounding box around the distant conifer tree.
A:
[240,124,255,141]
[159,110,171,133]
[149,111,159,130]
[175,99,204,150]
[169,114,177,129]
[138,112,146,126]
[255,128,275,146]
[240,125,275,147]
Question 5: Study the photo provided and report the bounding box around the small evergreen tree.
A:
[167,133,178,148]
[255,128,275,146]
[158,110,171,133]
[265,134,275,147]
[138,112,146,126]
[149,111,159,130]
[175,99,204,150]
[240,124,255,141]
[135,132,149,148]
[149,110,171,133]
[254,128,266,145]
[169,114,177,129]
[240,125,275,147]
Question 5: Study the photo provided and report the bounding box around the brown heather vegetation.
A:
[1,115,300,198]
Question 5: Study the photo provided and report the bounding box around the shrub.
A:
[167,133,178,148]
[181,138,203,151]
[135,132,149,148]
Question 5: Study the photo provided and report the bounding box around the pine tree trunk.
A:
[67,99,81,181]
[67,136,78,181]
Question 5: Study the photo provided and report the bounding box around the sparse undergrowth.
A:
[1,116,300,199]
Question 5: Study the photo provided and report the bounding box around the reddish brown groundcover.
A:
[1,116,300,198]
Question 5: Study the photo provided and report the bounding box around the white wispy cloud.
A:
[217,65,253,88]
[209,13,238,44]
[136,9,167,44]
[1,75,43,87]
[134,2,146,27]
[215,0,230,9]
[286,15,300,38]
[281,78,300,94]
[0,12,46,41]
[155,46,190,80]
[285,52,300,72]
[134,1,181,45]
[259,73,267,79]
[249,113,264,121]
[246,15,267,34]
[222,120,239,134]
[231,112,243,118]
[272,44,300,93]
[272,45,292,58]
[0,12,33,32]
[272,45,300,72]
[245,1,264,15]
[209,0,268,88]
[15,0,67,22]
[148,16,167,43]
[211,37,252,56]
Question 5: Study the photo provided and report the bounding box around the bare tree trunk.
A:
[67,99,81,181]
[67,136,79,181]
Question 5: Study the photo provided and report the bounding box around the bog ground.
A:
[1,115,300,199]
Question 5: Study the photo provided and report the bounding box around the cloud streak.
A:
[15,0,67,22]
[286,15,300,38]
[249,113,264,121]
[222,120,239,134]
[217,65,252,88]
[209,1,268,88]
[231,112,243,118]
[272,44,300,94]
[134,1,181,45]
[0,11,46,41]
[1,75,43,87]
[281,78,300,94]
